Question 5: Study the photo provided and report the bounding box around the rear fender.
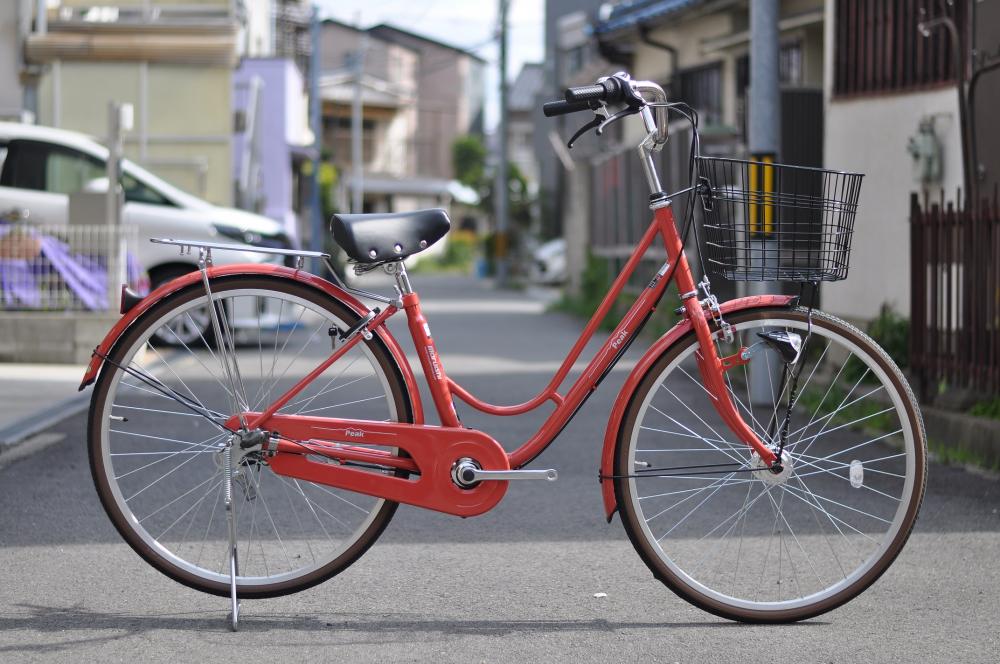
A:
[600,295,796,521]
[78,264,425,424]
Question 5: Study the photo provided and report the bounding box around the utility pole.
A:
[350,32,368,214]
[749,0,779,161]
[749,0,781,404]
[308,5,323,273]
[494,0,510,286]
[106,101,131,311]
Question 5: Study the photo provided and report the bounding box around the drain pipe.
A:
[638,25,678,85]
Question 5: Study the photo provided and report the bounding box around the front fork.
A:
[655,204,778,467]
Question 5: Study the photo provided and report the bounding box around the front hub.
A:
[751,450,793,486]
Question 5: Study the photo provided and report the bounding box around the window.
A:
[564,45,586,77]
[1,140,104,195]
[833,0,966,96]
[679,63,722,126]
[122,172,173,206]
[46,150,105,195]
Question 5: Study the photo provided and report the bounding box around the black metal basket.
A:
[696,157,864,282]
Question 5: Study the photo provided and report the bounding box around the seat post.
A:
[388,260,414,296]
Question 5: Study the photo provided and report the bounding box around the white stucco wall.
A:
[821,2,964,321]
[823,88,963,320]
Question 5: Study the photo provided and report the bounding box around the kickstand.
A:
[224,438,241,631]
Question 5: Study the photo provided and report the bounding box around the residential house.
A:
[539,1,826,296]
[534,0,614,293]
[545,0,983,329]
[318,20,481,216]
[232,1,316,242]
[821,0,971,321]
[232,57,313,241]
[366,24,487,180]
[508,63,545,194]
[24,0,251,206]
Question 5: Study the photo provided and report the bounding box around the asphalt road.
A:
[1,275,998,663]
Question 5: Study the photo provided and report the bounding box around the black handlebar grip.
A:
[542,99,592,117]
[565,78,628,104]
[564,84,606,102]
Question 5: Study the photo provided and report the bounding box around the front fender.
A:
[79,264,425,424]
[599,295,796,521]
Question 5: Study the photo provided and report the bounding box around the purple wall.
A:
[233,58,307,241]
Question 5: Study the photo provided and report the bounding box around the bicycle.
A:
[82,72,926,629]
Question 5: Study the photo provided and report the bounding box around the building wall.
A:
[37,60,234,205]
[0,1,25,121]
[822,87,963,320]
[367,26,485,180]
[820,0,964,321]
[233,58,306,235]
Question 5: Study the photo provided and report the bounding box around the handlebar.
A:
[544,73,669,148]
[542,99,593,117]
[564,78,627,105]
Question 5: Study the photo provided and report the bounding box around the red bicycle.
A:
[83,73,926,628]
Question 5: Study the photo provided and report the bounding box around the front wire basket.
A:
[696,157,864,282]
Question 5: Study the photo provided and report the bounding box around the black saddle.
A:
[330,208,451,264]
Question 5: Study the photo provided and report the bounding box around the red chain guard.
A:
[254,414,510,517]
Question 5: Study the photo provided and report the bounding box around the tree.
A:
[452,135,487,189]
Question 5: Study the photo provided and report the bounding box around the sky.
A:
[316,0,546,129]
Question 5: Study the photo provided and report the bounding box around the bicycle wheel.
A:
[614,307,926,622]
[88,275,413,598]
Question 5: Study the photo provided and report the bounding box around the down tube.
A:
[507,212,675,469]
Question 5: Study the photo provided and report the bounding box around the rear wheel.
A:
[614,308,926,622]
[88,275,412,598]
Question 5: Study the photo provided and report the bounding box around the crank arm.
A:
[465,468,558,482]
[452,458,557,487]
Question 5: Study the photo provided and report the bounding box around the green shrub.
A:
[844,303,910,383]
[867,303,909,370]
[969,397,1000,420]
[410,230,478,274]
[551,253,680,335]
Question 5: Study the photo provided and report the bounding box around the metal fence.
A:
[0,223,144,312]
[833,0,966,97]
[910,189,1000,398]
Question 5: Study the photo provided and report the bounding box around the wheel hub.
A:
[751,450,793,486]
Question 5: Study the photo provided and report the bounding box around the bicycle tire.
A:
[614,307,926,622]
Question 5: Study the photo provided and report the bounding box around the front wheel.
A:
[614,307,926,622]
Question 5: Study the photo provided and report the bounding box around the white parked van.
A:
[0,122,294,276]
[0,122,294,342]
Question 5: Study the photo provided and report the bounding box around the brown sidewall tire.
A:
[87,275,414,599]
[613,307,927,623]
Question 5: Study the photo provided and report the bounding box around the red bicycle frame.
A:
[227,200,776,514]
[81,199,780,518]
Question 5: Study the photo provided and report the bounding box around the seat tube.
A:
[402,292,462,427]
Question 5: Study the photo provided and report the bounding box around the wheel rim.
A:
[96,286,400,590]
[625,314,919,614]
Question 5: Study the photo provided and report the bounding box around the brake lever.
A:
[567,115,603,149]
[596,107,640,135]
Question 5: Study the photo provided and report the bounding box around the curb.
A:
[922,404,1000,470]
[0,391,90,452]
